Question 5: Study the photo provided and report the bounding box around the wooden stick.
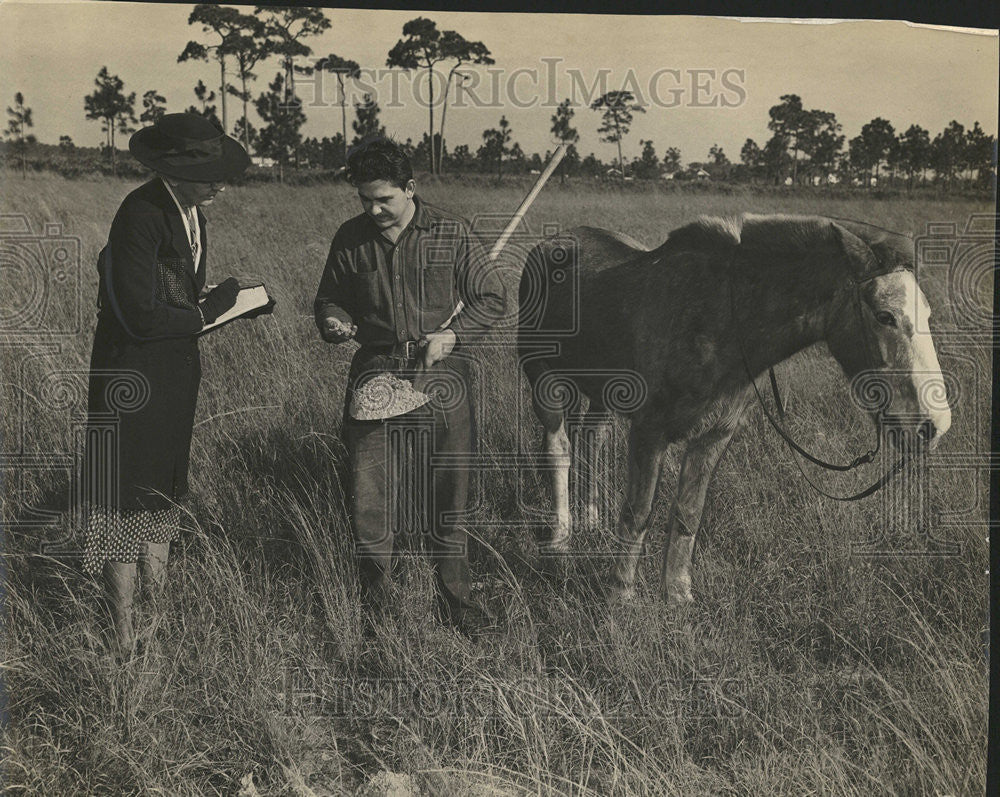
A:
[439,144,569,329]
[489,143,568,261]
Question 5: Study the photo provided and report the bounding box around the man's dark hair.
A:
[347,137,412,189]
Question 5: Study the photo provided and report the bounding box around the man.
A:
[85,112,260,653]
[314,137,505,637]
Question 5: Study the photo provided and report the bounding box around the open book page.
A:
[201,285,271,332]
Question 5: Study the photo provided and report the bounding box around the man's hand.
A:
[420,329,456,369]
[321,315,357,343]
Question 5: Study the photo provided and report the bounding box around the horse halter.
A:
[731,217,916,502]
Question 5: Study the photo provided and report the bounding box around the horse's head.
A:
[824,221,951,451]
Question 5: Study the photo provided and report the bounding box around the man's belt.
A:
[360,339,423,364]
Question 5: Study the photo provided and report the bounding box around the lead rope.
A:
[729,250,912,501]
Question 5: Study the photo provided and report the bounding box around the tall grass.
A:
[1,172,991,794]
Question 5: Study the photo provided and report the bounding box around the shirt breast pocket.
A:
[349,270,385,315]
[420,265,455,311]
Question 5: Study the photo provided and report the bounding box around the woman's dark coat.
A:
[85,178,208,511]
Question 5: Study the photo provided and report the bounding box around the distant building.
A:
[695,168,710,181]
[252,156,276,168]
[810,174,841,186]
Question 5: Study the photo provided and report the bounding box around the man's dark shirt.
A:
[314,195,505,347]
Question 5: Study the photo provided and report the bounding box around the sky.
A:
[1,1,997,166]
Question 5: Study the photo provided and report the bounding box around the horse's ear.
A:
[830,222,878,272]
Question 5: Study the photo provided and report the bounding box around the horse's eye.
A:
[875,311,897,327]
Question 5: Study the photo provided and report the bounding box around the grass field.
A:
[1,172,992,795]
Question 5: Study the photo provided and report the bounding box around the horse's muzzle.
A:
[884,417,941,452]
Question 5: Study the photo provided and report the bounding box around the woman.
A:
[83,113,251,653]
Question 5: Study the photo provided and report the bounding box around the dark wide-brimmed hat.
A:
[129,113,250,182]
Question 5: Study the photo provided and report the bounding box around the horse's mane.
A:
[658,215,742,253]
[658,213,914,273]
[828,217,915,272]
[592,227,650,253]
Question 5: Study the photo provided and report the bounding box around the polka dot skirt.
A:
[83,506,181,575]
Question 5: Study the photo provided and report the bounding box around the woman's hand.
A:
[200,278,241,324]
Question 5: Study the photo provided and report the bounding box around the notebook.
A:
[200,284,274,333]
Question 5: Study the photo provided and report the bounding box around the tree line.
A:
[736,94,995,189]
[4,6,996,191]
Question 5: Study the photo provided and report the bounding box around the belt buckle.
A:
[403,340,419,362]
[386,340,417,369]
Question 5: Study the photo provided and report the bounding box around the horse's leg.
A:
[525,361,574,552]
[659,423,739,604]
[543,414,572,551]
[608,419,665,599]
[577,406,613,529]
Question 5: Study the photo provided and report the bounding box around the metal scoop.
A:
[348,371,433,420]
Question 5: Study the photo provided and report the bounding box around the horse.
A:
[516,214,951,604]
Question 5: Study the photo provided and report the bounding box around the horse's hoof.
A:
[606,582,636,603]
[542,535,571,555]
[663,585,694,606]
